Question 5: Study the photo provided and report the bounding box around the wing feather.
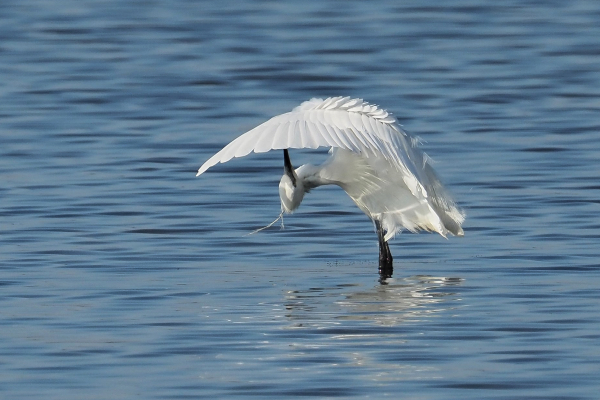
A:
[320,120,345,149]
[271,121,290,149]
[323,111,358,152]
[306,120,335,149]
[233,131,258,158]
[287,119,300,148]
[251,123,277,154]
[360,115,384,155]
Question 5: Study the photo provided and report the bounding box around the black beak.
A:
[283,149,296,187]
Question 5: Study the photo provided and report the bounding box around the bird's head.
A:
[279,150,306,213]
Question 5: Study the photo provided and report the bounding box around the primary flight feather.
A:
[197,96,464,278]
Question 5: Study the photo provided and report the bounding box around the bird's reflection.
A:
[283,275,462,327]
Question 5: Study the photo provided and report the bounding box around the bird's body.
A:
[197,96,464,278]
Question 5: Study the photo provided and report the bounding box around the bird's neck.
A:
[295,164,332,191]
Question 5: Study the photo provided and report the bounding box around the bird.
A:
[196,96,464,278]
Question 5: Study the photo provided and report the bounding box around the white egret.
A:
[196,97,464,278]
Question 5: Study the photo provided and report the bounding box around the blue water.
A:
[2,1,600,399]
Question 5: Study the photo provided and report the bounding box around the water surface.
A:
[1,1,600,399]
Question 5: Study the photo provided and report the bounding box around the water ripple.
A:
[1,0,600,399]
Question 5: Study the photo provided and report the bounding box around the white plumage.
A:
[197,96,464,244]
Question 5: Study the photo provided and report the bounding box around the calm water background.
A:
[1,1,599,399]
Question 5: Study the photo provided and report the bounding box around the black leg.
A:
[384,240,393,265]
[375,220,393,279]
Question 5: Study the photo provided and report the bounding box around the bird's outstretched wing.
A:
[198,97,417,179]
